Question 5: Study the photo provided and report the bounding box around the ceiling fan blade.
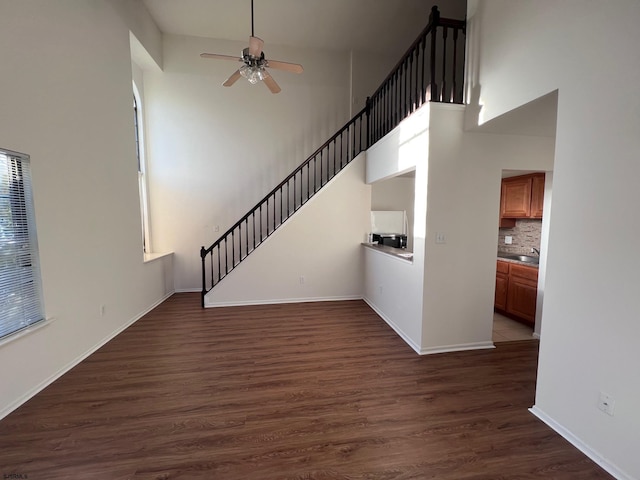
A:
[266,60,304,74]
[200,53,240,61]
[223,70,242,87]
[249,36,264,57]
[263,74,281,94]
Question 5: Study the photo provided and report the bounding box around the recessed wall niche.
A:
[370,171,415,251]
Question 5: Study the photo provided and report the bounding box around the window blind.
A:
[0,149,45,340]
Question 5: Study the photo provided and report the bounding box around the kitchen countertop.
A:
[362,243,413,262]
[497,252,540,268]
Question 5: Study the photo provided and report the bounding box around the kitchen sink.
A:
[500,254,539,264]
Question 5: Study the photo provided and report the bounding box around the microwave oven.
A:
[372,233,407,248]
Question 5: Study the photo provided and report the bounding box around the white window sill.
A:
[0,317,56,348]
[143,251,174,264]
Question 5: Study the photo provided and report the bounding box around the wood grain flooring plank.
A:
[0,294,611,479]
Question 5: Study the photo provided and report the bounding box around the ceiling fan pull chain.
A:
[251,0,254,37]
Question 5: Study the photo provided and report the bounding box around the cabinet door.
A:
[509,263,538,282]
[495,273,508,310]
[501,176,532,218]
[530,173,545,218]
[495,261,510,311]
[506,277,537,325]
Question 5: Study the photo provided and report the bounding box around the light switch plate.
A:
[505,235,513,245]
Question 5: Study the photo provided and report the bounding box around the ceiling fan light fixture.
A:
[239,64,266,85]
[239,63,251,78]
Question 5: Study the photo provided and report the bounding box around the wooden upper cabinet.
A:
[500,173,545,220]
[530,173,545,218]
[501,176,532,217]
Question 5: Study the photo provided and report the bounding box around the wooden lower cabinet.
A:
[494,262,509,310]
[506,277,537,323]
[495,260,538,325]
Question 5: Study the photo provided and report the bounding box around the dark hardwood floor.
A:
[0,294,611,479]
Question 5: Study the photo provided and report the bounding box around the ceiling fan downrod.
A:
[251,0,254,38]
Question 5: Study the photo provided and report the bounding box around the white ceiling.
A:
[142,0,467,54]
[140,0,559,139]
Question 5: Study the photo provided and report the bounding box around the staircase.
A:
[200,6,465,307]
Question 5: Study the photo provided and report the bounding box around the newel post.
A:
[200,246,207,308]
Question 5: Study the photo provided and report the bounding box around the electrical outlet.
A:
[99,304,106,317]
[299,276,305,285]
[214,225,220,232]
[435,232,446,244]
[597,392,615,416]
[505,235,513,245]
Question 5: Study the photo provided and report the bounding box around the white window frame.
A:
[133,82,151,254]
[0,148,45,341]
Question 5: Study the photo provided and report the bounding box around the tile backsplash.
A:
[498,219,542,254]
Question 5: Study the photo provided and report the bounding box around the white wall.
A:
[423,105,493,352]
[469,1,640,478]
[108,0,163,69]
[350,49,398,114]
[422,104,554,352]
[364,247,424,353]
[364,102,554,355]
[206,154,370,306]
[0,0,173,418]
[364,107,429,352]
[144,34,352,292]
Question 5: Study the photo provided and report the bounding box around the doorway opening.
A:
[493,169,552,343]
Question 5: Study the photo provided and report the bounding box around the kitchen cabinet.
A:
[501,176,532,217]
[495,260,538,325]
[530,174,545,218]
[494,261,509,310]
[500,173,545,221]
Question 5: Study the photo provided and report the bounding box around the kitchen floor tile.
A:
[492,331,510,342]
[493,312,534,343]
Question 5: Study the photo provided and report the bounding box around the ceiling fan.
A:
[200,0,304,94]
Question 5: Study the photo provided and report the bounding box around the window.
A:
[0,148,45,340]
[133,85,151,254]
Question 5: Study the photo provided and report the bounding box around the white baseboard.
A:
[529,405,633,480]
[205,295,363,308]
[362,297,422,354]
[363,298,495,356]
[419,342,495,355]
[174,288,201,293]
[0,291,175,421]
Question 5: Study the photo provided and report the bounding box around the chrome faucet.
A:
[532,247,540,256]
